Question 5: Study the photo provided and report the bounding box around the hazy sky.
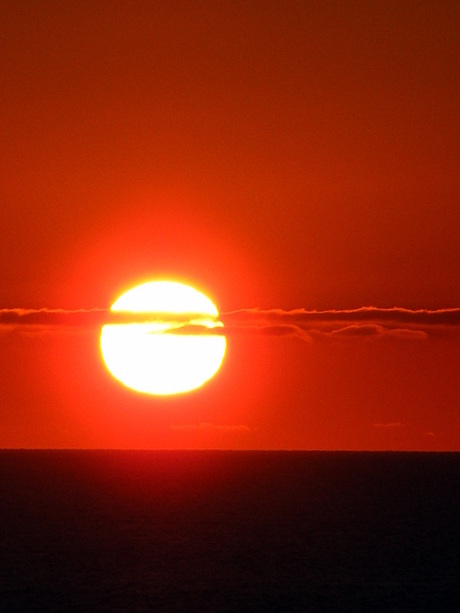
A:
[1,1,459,449]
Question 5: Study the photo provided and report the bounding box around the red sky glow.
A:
[1,1,459,450]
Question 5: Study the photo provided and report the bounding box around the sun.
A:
[100,281,226,395]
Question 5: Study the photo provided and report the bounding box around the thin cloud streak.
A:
[0,308,110,327]
[0,308,206,327]
[221,306,460,326]
[219,307,460,341]
[0,306,459,340]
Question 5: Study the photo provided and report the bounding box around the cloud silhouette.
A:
[221,306,460,326]
[0,308,204,327]
[218,307,460,341]
[0,305,458,341]
[0,308,110,327]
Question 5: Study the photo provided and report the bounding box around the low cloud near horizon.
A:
[0,306,459,341]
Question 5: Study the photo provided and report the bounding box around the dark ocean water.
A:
[0,451,459,612]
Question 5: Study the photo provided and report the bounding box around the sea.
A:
[0,450,459,612]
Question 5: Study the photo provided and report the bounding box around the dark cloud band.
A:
[0,306,459,340]
[221,306,460,326]
[0,308,207,326]
[220,307,460,340]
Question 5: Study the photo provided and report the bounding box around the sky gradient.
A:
[1,1,459,449]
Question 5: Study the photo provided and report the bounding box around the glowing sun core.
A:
[100,281,226,395]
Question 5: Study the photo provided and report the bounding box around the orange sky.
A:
[1,1,459,450]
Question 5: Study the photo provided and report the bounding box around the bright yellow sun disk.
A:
[100,281,226,395]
